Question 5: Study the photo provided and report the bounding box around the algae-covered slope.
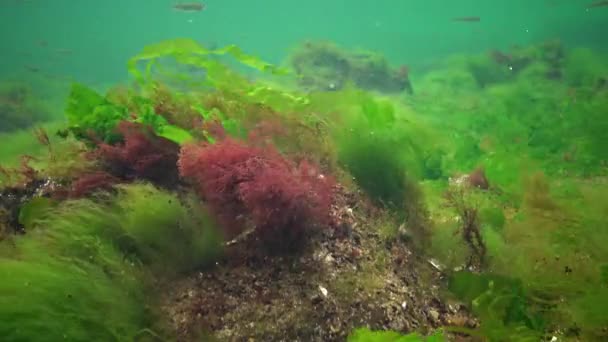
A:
[411,40,608,341]
[1,38,607,341]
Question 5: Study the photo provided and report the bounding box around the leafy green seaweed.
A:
[65,83,193,145]
[65,83,128,143]
[127,38,288,90]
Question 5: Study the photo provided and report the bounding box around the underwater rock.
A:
[449,167,490,191]
[427,309,440,324]
[160,185,471,341]
[0,178,59,237]
[467,167,489,190]
[289,41,413,94]
[469,39,567,87]
[0,83,53,132]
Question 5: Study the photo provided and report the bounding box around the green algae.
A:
[348,327,445,341]
[325,90,427,207]
[65,83,193,145]
[127,38,288,92]
[115,184,222,275]
[119,38,608,340]
[0,183,222,340]
[0,122,65,167]
[2,37,608,340]
[411,42,608,340]
[0,199,148,341]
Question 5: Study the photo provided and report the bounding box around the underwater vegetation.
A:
[414,40,608,341]
[0,36,607,341]
[348,328,445,342]
[0,183,221,341]
[178,138,334,252]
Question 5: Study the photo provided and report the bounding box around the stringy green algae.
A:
[0,198,146,341]
[0,183,222,340]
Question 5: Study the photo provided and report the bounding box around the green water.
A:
[1,1,608,341]
[1,0,606,83]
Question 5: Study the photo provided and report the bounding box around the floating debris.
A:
[587,0,608,8]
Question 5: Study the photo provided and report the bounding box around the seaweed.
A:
[94,121,181,187]
[69,171,121,198]
[443,184,486,269]
[0,198,150,341]
[330,92,427,212]
[448,271,545,341]
[0,180,225,340]
[127,38,288,92]
[66,83,193,146]
[178,139,333,253]
[2,36,608,341]
[66,83,128,144]
[113,184,223,275]
[347,327,445,341]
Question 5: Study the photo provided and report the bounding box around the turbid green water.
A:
[1,0,606,83]
[1,1,607,341]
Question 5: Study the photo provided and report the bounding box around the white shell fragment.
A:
[319,285,328,297]
[428,259,444,272]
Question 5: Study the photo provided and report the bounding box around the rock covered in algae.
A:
[289,41,413,95]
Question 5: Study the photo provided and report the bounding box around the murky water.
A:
[1,1,607,341]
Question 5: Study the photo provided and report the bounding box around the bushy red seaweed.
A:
[70,171,120,198]
[95,121,181,187]
[178,139,334,252]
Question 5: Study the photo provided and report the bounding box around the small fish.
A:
[587,0,608,8]
[54,48,73,55]
[452,16,481,22]
[24,65,40,73]
[173,2,205,12]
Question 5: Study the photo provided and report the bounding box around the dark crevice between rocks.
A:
[0,178,60,239]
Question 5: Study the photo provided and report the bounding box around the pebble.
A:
[428,309,440,323]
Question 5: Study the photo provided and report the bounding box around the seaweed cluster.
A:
[1,36,608,341]
[1,39,437,341]
[413,40,608,341]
